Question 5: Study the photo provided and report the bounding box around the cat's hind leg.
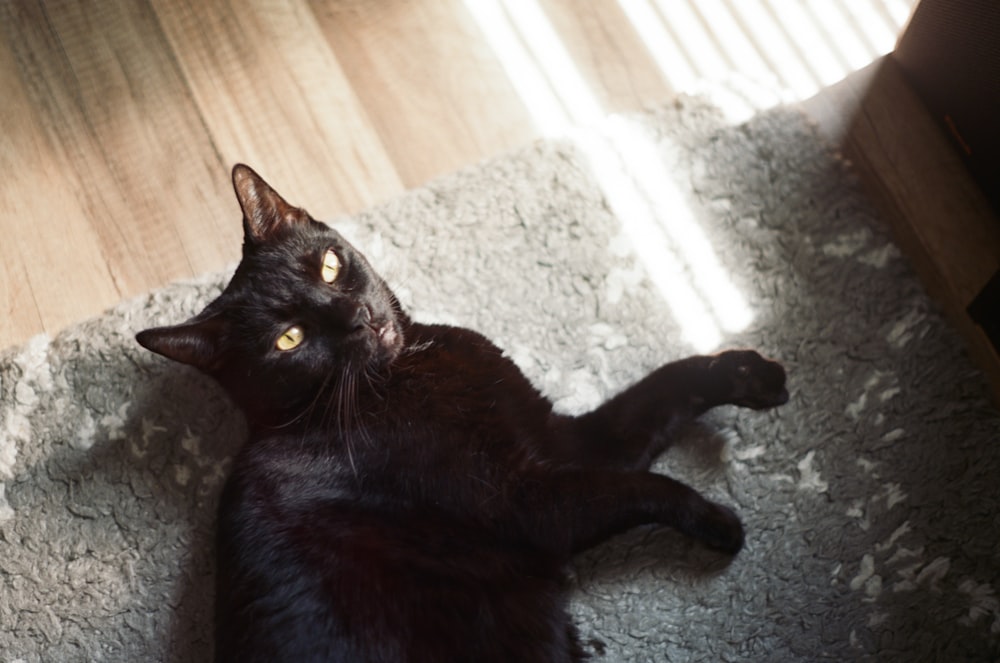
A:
[511,468,745,556]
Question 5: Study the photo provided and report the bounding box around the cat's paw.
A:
[709,350,789,410]
[690,501,745,555]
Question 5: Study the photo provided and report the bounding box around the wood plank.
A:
[0,1,237,311]
[844,55,1000,396]
[0,21,119,342]
[310,0,538,188]
[151,0,403,220]
[539,0,675,114]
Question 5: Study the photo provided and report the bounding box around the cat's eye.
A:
[321,249,341,283]
[276,325,304,351]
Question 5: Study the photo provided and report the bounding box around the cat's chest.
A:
[372,325,550,438]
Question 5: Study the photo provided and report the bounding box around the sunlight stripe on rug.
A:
[463,0,755,351]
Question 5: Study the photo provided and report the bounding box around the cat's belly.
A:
[216,489,575,662]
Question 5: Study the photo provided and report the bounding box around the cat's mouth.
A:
[361,304,402,357]
[377,320,399,348]
[353,302,403,362]
[371,320,405,365]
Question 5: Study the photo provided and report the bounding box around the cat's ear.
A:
[136,314,229,371]
[231,164,308,245]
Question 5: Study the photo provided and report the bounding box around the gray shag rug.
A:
[2,97,999,662]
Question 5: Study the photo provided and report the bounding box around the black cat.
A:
[136,164,788,662]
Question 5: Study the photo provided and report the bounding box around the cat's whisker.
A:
[273,368,338,431]
[324,362,361,478]
[297,375,333,438]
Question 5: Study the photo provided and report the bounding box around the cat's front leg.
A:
[567,350,788,470]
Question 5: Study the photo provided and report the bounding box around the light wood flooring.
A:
[0,0,927,353]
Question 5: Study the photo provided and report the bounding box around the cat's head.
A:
[136,164,407,425]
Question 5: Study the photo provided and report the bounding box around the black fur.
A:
[136,164,789,662]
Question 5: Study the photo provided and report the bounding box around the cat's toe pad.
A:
[711,350,789,409]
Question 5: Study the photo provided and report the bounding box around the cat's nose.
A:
[324,299,371,333]
[350,304,373,331]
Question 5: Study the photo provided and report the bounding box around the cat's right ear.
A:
[232,164,308,246]
[136,315,228,371]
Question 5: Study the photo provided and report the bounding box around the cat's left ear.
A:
[136,314,229,371]
[232,164,308,245]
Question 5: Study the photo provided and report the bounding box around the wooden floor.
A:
[1,0,918,351]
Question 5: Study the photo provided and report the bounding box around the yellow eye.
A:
[276,325,304,351]
[321,249,341,283]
